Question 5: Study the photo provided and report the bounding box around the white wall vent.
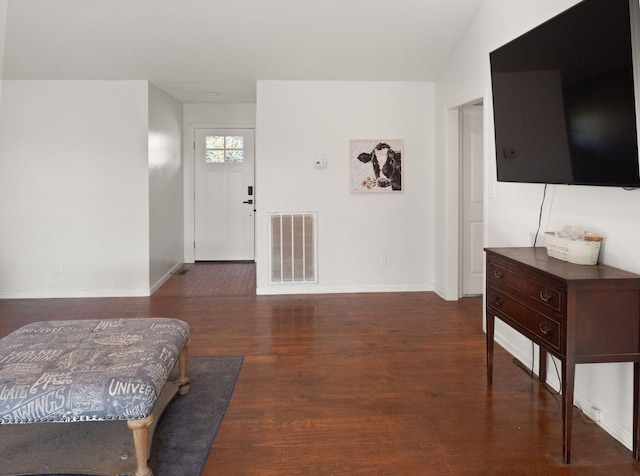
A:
[269,212,317,284]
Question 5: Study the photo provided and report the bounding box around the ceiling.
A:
[2,0,485,103]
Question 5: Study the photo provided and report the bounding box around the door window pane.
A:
[205,135,244,163]
[226,150,244,162]
[226,136,244,149]
[206,136,225,149]
[206,150,225,163]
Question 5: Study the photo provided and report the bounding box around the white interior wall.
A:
[0,80,151,297]
[182,103,257,262]
[435,0,640,451]
[255,81,434,294]
[148,83,184,292]
[0,0,7,107]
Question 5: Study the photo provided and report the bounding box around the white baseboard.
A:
[0,289,151,299]
[256,283,433,295]
[0,262,185,299]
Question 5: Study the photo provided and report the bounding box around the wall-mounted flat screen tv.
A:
[490,0,640,187]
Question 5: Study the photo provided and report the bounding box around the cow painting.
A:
[355,142,402,191]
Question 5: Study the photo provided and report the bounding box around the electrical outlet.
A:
[378,256,386,268]
[314,157,327,168]
[55,262,63,273]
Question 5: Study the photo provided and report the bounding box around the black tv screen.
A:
[490,0,640,187]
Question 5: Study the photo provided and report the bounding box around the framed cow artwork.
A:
[350,139,403,193]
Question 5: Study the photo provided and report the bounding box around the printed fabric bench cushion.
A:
[0,318,190,424]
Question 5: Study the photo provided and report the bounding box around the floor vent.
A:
[269,212,317,284]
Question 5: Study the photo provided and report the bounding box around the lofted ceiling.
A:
[3,0,485,103]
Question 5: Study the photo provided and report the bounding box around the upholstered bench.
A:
[0,317,190,476]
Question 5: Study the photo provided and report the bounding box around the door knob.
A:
[243,199,253,204]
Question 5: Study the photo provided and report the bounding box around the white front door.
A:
[461,104,484,295]
[194,128,255,261]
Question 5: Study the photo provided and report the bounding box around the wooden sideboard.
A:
[485,247,640,463]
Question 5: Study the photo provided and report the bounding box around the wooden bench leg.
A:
[178,340,191,395]
[128,415,154,476]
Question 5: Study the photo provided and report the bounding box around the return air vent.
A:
[269,212,317,284]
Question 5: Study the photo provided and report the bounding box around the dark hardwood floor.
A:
[1,262,639,475]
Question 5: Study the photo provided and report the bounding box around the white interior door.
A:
[461,104,484,295]
[194,128,255,261]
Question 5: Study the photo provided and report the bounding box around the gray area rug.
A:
[8,355,243,476]
[150,355,243,476]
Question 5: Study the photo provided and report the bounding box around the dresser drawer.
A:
[488,285,562,352]
[488,259,564,316]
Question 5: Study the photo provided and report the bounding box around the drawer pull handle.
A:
[539,290,552,302]
[539,322,553,335]
[494,269,503,279]
[493,295,503,306]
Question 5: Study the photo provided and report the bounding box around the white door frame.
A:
[183,122,256,263]
[460,101,484,296]
[442,92,489,300]
[194,128,255,261]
